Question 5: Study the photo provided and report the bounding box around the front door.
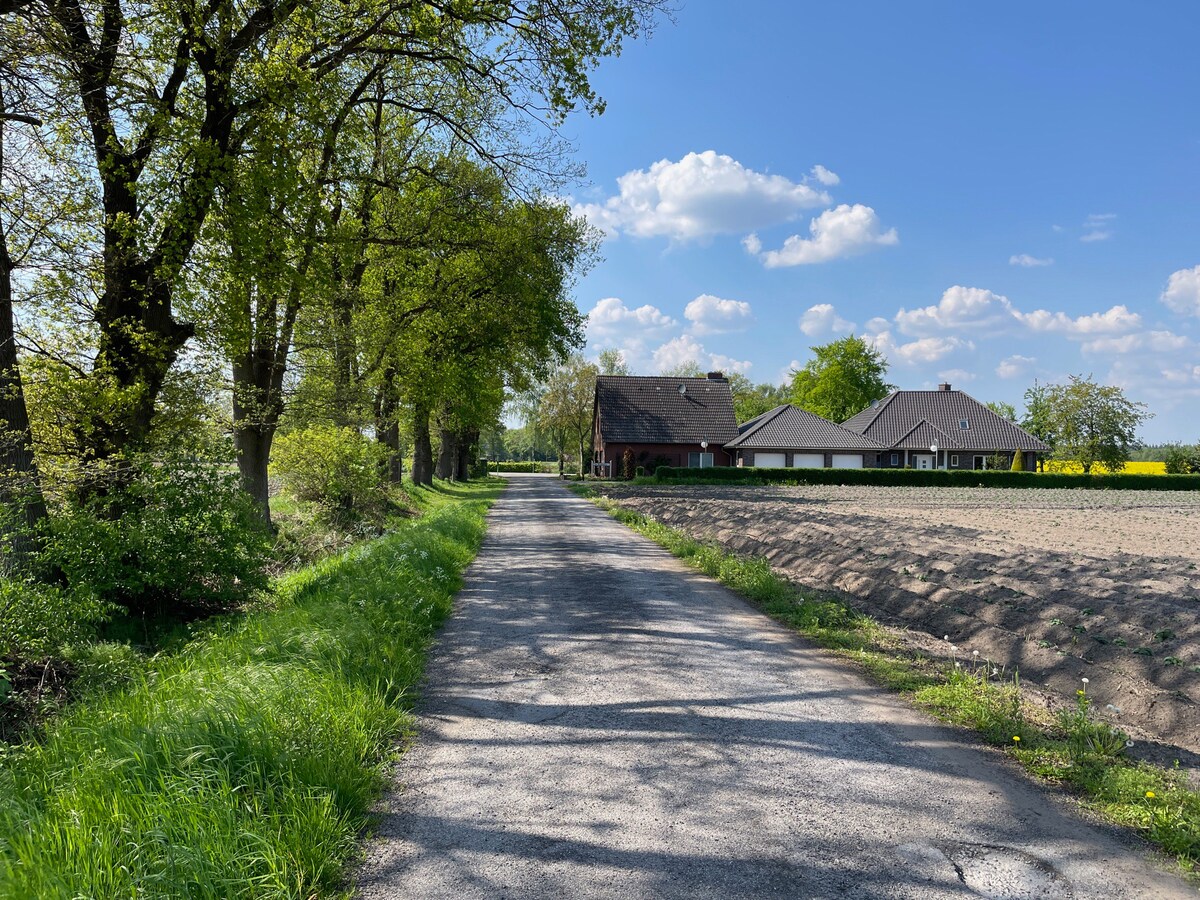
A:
[914,454,934,470]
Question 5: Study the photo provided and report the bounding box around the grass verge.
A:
[0,478,503,899]
[573,484,1200,875]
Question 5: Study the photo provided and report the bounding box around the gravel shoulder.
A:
[356,474,1193,899]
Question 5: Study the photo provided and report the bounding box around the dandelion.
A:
[1105,704,1122,714]
[972,650,979,658]
[943,635,949,641]
[1013,736,1021,743]
[1126,740,1135,748]
[1145,791,1155,799]
[954,661,961,668]
[1081,677,1089,685]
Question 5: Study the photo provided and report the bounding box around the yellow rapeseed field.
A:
[1043,460,1166,475]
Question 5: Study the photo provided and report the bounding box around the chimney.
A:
[706,371,726,381]
[938,382,952,391]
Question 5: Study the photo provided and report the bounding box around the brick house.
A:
[841,383,1051,470]
[592,373,738,476]
[725,404,886,469]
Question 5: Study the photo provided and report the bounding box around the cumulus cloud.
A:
[996,355,1036,379]
[574,151,831,242]
[684,294,754,335]
[585,297,676,341]
[1009,254,1053,267]
[894,286,1142,339]
[747,204,899,267]
[652,335,751,375]
[798,303,856,337]
[1162,265,1200,316]
[1081,213,1116,243]
[810,164,840,186]
[864,325,973,366]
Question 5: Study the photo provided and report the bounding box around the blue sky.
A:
[562,1,1200,442]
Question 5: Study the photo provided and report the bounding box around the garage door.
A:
[792,453,824,468]
[831,454,863,469]
[754,452,786,468]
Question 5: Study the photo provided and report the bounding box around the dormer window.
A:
[959,419,969,430]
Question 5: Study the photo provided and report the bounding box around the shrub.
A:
[0,578,113,664]
[1164,443,1200,475]
[1011,450,1025,472]
[272,426,387,513]
[651,465,1200,491]
[43,453,272,619]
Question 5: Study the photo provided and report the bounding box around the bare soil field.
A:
[598,483,1200,758]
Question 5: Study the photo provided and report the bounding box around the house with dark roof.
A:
[592,373,738,475]
[725,404,886,469]
[841,383,1051,470]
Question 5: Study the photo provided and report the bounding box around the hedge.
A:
[651,466,1200,491]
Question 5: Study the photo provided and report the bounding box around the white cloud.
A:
[996,355,1036,379]
[1081,330,1193,355]
[1162,265,1200,316]
[1081,213,1116,243]
[810,164,840,186]
[777,359,802,384]
[895,286,1142,339]
[1018,304,1141,336]
[865,327,973,366]
[574,151,831,242]
[1009,254,1053,267]
[798,303,856,337]
[748,204,899,267]
[684,294,754,335]
[652,335,751,375]
[585,297,676,341]
[938,368,976,383]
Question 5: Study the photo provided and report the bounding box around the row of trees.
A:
[0,0,671,622]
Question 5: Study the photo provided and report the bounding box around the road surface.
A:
[357,474,1193,899]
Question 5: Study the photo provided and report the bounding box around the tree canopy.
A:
[1042,375,1151,473]
[789,336,893,423]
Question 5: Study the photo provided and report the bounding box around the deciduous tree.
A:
[790,336,893,423]
[1044,375,1151,473]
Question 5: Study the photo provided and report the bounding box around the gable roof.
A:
[842,388,1051,452]
[594,375,738,445]
[725,404,886,450]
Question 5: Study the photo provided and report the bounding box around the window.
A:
[687,452,714,468]
[959,419,970,430]
[950,454,959,467]
[973,455,987,470]
[890,453,899,466]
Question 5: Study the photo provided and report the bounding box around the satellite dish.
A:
[678,384,687,395]
[870,399,879,409]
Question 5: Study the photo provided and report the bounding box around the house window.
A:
[950,454,959,467]
[959,419,970,430]
[687,452,714,468]
[890,453,899,466]
[973,455,987,470]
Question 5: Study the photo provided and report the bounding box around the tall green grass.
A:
[0,480,500,899]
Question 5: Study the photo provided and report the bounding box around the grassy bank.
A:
[574,485,1199,874]
[0,478,502,899]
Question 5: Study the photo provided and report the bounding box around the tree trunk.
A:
[374,369,402,483]
[436,426,458,480]
[456,428,478,481]
[233,424,274,526]
[411,403,433,486]
[0,140,48,561]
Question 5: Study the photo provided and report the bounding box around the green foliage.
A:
[0,579,112,664]
[537,355,599,474]
[789,335,894,423]
[597,348,630,375]
[43,455,272,619]
[0,488,493,898]
[651,465,1200,491]
[1010,449,1025,471]
[488,461,570,474]
[1043,375,1151,473]
[272,426,387,515]
[727,373,788,423]
[986,400,1017,422]
[1164,442,1200,475]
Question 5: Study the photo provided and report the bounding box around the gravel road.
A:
[356,474,1194,899]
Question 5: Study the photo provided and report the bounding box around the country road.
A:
[357,474,1194,899]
